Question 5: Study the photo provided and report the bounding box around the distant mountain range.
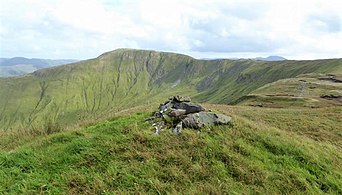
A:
[254,56,287,61]
[0,57,78,77]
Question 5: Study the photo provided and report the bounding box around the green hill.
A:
[0,49,341,194]
[0,49,341,131]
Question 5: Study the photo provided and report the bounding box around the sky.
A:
[0,0,341,60]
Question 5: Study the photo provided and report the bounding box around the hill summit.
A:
[0,48,341,131]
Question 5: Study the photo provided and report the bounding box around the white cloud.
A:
[0,0,341,59]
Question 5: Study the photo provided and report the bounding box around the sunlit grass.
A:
[1,106,341,194]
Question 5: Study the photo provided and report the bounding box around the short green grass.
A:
[1,106,341,194]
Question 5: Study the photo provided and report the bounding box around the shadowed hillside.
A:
[0,49,341,130]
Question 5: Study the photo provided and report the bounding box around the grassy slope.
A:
[235,73,342,108]
[195,59,342,103]
[0,49,341,131]
[1,105,341,194]
[0,49,197,130]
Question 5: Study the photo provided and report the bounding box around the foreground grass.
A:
[1,108,342,194]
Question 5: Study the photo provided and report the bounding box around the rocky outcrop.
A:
[318,75,342,83]
[147,96,232,135]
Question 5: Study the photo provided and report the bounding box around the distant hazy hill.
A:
[0,57,77,77]
[0,48,341,130]
[254,56,286,61]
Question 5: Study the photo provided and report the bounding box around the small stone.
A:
[168,109,187,117]
[173,121,182,134]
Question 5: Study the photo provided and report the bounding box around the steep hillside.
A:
[0,49,341,130]
[1,105,341,194]
[196,59,342,104]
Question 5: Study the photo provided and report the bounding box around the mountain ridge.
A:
[0,48,341,130]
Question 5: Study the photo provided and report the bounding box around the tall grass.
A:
[1,106,341,194]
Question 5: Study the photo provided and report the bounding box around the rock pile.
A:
[146,96,232,135]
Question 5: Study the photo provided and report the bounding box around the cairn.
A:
[146,96,232,135]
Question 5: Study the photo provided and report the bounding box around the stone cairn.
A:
[146,96,232,135]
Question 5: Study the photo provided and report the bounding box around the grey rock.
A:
[152,121,165,135]
[168,109,187,117]
[172,102,205,114]
[173,121,182,134]
[160,101,172,113]
[182,112,231,129]
[215,114,232,124]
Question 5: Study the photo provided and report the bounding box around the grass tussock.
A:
[1,106,341,194]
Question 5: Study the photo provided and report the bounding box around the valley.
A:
[0,58,77,77]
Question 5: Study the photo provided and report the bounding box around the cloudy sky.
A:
[0,0,341,60]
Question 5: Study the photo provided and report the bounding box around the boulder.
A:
[182,112,231,129]
[172,102,205,114]
[215,114,232,124]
